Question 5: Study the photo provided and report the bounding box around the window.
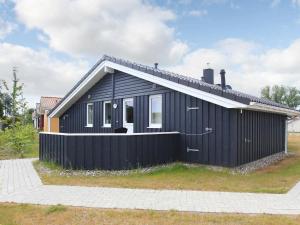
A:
[86,103,94,127]
[103,101,112,127]
[149,95,162,128]
[123,98,134,124]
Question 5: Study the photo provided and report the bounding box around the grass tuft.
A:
[45,205,67,215]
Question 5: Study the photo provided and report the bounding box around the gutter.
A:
[245,102,300,117]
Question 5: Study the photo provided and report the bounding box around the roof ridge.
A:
[41,96,62,99]
[48,54,295,116]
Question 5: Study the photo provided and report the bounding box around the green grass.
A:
[46,205,67,215]
[0,203,299,225]
[34,135,300,194]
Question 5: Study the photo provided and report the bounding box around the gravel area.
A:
[35,152,289,177]
[232,152,288,174]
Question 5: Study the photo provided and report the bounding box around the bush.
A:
[0,123,36,158]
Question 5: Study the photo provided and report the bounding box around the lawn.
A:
[0,203,299,225]
[34,135,300,194]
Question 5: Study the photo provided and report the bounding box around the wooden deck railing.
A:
[39,132,180,170]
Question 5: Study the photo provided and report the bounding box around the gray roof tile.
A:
[49,55,295,115]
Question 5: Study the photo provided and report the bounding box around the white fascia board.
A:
[104,61,247,109]
[49,60,247,117]
[246,102,300,117]
[49,61,107,118]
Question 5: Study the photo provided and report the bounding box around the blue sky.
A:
[0,0,300,107]
[162,0,300,49]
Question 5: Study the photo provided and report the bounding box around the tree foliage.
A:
[261,85,300,109]
[0,68,36,158]
[0,68,28,127]
[0,122,36,157]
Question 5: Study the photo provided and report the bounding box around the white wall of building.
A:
[288,118,300,133]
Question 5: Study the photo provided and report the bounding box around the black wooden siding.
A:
[236,110,286,165]
[40,132,180,170]
[59,70,286,167]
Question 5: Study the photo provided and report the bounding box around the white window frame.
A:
[148,94,162,128]
[86,103,94,127]
[103,100,112,128]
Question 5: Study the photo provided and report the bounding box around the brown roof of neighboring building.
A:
[39,96,62,114]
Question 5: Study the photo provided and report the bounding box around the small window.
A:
[103,101,112,127]
[86,103,94,127]
[124,99,134,124]
[149,95,162,128]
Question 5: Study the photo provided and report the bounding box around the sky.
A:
[0,0,300,107]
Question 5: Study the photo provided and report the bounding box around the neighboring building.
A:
[33,97,61,132]
[288,117,300,133]
[40,55,300,169]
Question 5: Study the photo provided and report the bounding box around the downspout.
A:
[48,117,51,132]
[285,118,288,154]
[112,73,117,127]
[112,73,115,99]
[46,110,51,132]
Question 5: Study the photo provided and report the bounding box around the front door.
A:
[123,98,134,133]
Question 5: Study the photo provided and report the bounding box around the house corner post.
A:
[285,118,288,154]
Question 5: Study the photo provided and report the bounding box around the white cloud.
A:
[230,2,240,9]
[0,18,17,39]
[188,10,208,17]
[271,0,281,7]
[1,37,300,108]
[292,0,300,6]
[169,38,300,97]
[14,0,188,65]
[0,42,89,107]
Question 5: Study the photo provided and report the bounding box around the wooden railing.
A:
[39,132,180,170]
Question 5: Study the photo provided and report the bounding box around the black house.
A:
[40,55,300,170]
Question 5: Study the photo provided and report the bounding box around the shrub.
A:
[1,122,36,158]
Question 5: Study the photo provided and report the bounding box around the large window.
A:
[149,95,162,128]
[103,101,112,127]
[86,103,94,127]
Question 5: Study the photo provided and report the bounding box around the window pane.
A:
[105,102,112,124]
[151,97,162,124]
[125,101,133,123]
[87,104,93,125]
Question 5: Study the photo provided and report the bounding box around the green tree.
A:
[24,108,34,125]
[284,87,300,109]
[0,80,8,118]
[261,85,300,109]
[1,122,36,157]
[11,67,25,125]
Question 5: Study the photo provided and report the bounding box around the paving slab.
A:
[0,159,299,214]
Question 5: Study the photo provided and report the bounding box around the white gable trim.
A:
[49,61,107,118]
[49,60,298,118]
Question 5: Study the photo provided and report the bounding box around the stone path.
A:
[0,158,299,214]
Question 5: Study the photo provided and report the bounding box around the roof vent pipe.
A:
[154,63,158,69]
[220,69,226,89]
[203,68,214,84]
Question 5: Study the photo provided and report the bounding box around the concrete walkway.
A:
[0,159,299,215]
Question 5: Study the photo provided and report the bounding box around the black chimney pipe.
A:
[220,69,226,89]
[203,68,214,84]
[154,63,158,69]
